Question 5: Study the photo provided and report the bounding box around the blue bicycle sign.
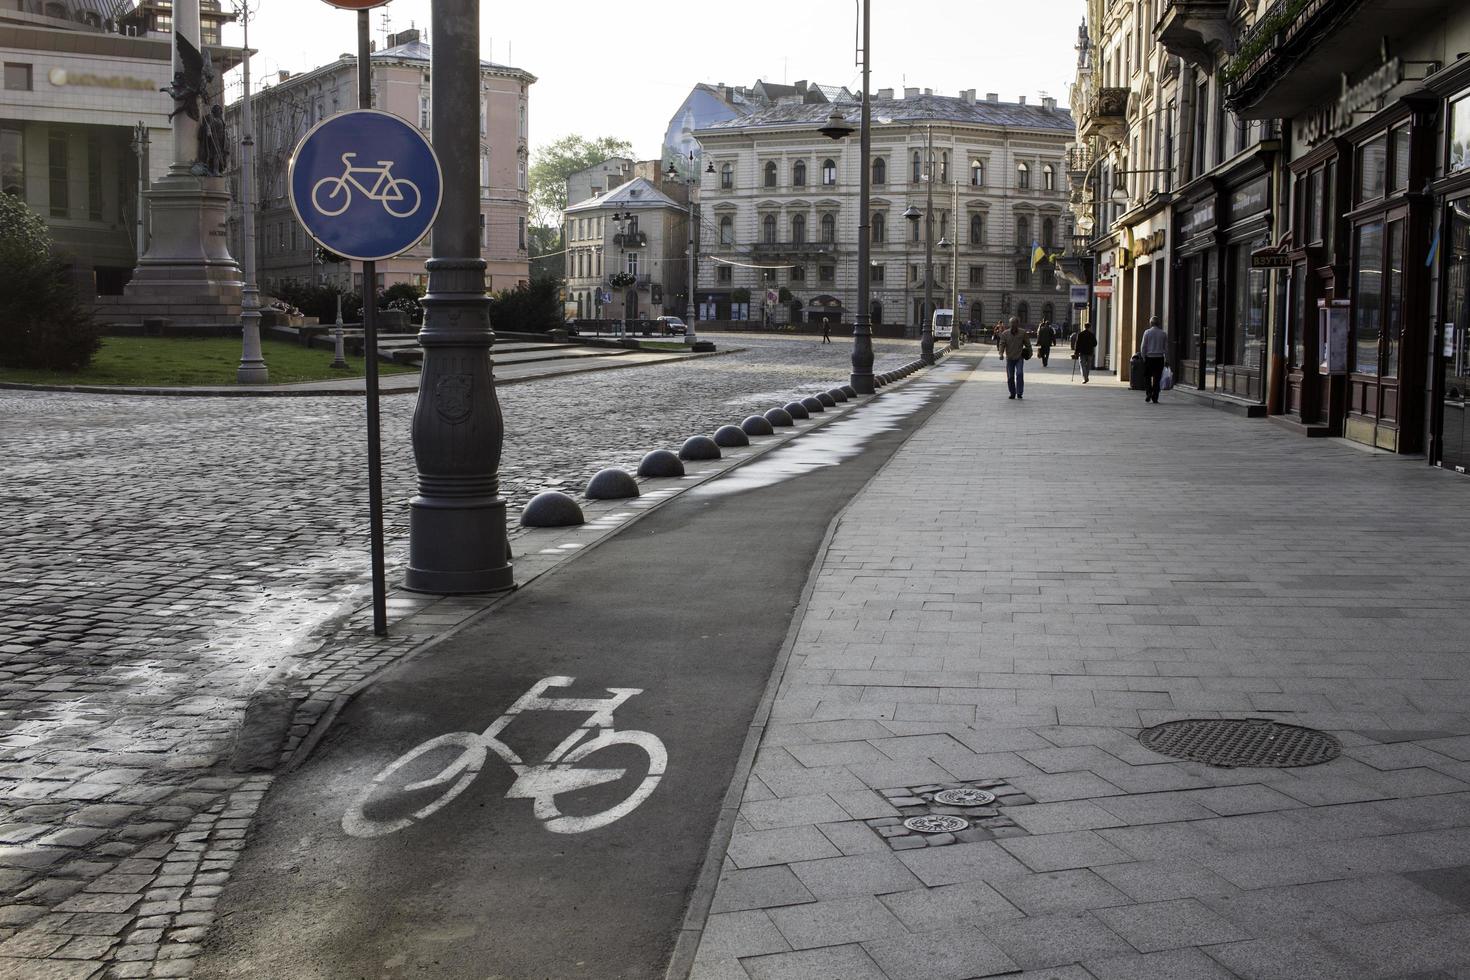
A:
[289,109,442,262]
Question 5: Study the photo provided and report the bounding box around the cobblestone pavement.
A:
[689,360,1470,979]
[0,334,924,979]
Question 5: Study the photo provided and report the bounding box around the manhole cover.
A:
[1138,718,1341,768]
[934,788,996,807]
[903,815,969,834]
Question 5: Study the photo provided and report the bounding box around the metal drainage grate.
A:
[903,815,969,834]
[934,788,996,807]
[1138,718,1341,768]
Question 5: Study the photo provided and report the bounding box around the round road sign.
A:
[289,109,443,263]
[319,1,391,9]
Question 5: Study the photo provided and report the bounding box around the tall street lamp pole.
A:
[130,121,149,260]
[922,124,935,364]
[817,0,873,394]
[405,0,513,594]
[235,0,267,383]
[665,153,709,347]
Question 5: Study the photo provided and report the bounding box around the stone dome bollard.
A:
[585,467,640,500]
[520,490,584,527]
[637,449,685,478]
[827,388,848,403]
[713,424,750,448]
[815,391,837,407]
[741,414,775,436]
[800,396,824,413]
[783,401,810,420]
[764,407,794,427]
[679,435,721,461]
[841,385,857,398]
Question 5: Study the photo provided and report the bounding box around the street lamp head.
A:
[817,107,855,141]
[705,160,716,174]
[665,161,678,178]
[902,205,922,223]
[936,237,952,249]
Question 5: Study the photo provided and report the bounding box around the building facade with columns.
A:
[693,88,1075,331]
[0,0,237,293]
[223,28,534,296]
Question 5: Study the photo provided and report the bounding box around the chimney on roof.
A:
[278,70,291,83]
[961,89,976,103]
[924,88,933,96]
[877,88,894,99]
[1018,95,1027,105]
[794,80,808,93]
[985,92,998,102]
[1042,96,1057,111]
[904,87,919,99]
[389,28,420,46]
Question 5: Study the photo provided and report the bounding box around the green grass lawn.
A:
[0,336,418,387]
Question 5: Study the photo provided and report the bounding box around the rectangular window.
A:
[716,265,731,283]
[1357,134,1387,204]
[818,265,834,283]
[968,265,984,286]
[2,127,23,197]
[518,216,526,250]
[626,252,639,276]
[479,213,486,248]
[1389,125,1410,194]
[419,94,431,130]
[1383,218,1404,377]
[1229,239,1268,374]
[479,98,487,136]
[1352,220,1384,376]
[4,63,32,91]
[1014,266,1029,286]
[1193,80,1208,178]
[910,264,919,283]
[761,267,776,283]
[870,264,883,283]
[48,131,67,218]
[480,151,489,195]
[1305,168,1322,246]
[791,265,805,281]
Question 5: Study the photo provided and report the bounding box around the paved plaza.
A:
[3,343,1470,978]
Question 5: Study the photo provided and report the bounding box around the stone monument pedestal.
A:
[98,173,243,331]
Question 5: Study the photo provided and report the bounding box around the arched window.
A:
[1017,162,1030,188]
[1016,216,1030,246]
[720,162,733,189]
[1043,164,1055,191]
[821,159,837,185]
[969,213,983,245]
[1042,302,1054,322]
[872,212,885,243]
[793,160,807,187]
[941,151,949,183]
[762,213,777,243]
[912,151,923,183]
[719,215,733,246]
[820,212,835,243]
[872,157,886,185]
[764,161,777,188]
[1042,217,1055,247]
[971,160,984,186]
[1017,301,1030,326]
[912,215,922,242]
[792,213,807,244]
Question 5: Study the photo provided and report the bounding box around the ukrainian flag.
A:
[1030,240,1046,273]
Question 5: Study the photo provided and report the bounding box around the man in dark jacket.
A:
[1072,324,1098,383]
[998,316,1031,399]
[1037,319,1056,366]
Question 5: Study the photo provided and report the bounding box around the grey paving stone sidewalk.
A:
[690,360,1470,980]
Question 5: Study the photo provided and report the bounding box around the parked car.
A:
[656,316,687,336]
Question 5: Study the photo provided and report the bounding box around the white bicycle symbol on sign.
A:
[311,152,423,218]
[342,676,667,839]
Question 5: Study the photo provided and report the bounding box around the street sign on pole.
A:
[288,109,442,263]
[1070,284,1089,308]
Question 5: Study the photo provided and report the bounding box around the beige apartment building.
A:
[224,28,533,296]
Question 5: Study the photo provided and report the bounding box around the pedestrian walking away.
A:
[1140,314,1168,403]
[1072,322,1097,383]
[998,316,1031,399]
[1037,318,1055,367]
[821,317,832,344]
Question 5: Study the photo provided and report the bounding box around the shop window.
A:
[1352,220,1384,376]
[1451,92,1470,175]
[871,212,884,243]
[821,212,835,242]
[720,162,733,189]
[763,161,777,188]
[792,213,807,244]
[2,127,23,197]
[821,159,836,185]
[871,157,885,185]
[793,160,806,186]
[1384,218,1404,377]
[1229,239,1268,374]
[1289,263,1306,368]
[1389,125,1410,194]
[4,63,32,91]
[1356,134,1387,205]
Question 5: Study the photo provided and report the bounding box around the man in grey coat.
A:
[1139,315,1169,403]
[998,316,1031,400]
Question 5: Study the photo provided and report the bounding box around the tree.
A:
[528,224,564,281]
[487,275,564,334]
[527,134,633,228]
[0,194,101,371]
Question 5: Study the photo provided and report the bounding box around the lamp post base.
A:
[404,496,514,594]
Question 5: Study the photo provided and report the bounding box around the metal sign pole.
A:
[358,9,386,637]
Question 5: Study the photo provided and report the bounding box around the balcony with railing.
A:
[1154,0,1234,69]
[613,231,647,247]
[1223,0,1423,119]
[1078,87,1129,143]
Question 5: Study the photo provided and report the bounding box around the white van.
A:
[932,309,954,341]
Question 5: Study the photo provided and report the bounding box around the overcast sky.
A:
[227,0,1086,159]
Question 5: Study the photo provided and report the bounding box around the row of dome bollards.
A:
[519,353,940,527]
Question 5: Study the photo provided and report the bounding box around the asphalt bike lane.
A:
[196,357,977,980]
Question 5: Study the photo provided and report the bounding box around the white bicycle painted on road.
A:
[342,676,666,839]
[311,152,422,218]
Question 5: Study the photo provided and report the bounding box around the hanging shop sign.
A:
[1251,234,1293,269]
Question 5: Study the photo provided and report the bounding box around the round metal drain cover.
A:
[903,814,969,834]
[1139,718,1341,768]
[933,788,996,807]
